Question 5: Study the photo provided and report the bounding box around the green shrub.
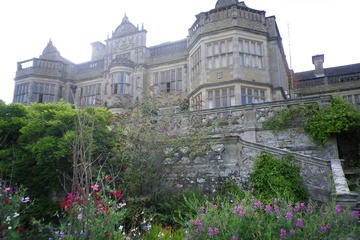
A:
[250,153,308,202]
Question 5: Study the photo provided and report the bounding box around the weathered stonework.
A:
[164,95,358,205]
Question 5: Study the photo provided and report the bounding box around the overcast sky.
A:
[1,0,359,103]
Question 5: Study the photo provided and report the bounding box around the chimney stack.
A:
[312,54,325,77]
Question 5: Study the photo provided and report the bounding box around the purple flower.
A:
[208,202,218,209]
[295,218,303,227]
[241,199,246,203]
[21,197,30,203]
[286,204,292,208]
[193,219,203,227]
[285,212,293,219]
[335,205,341,214]
[290,229,296,235]
[231,236,238,240]
[233,205,244,212]
[306,206,313,212]
[280,229,286,238]
[320,224,330,232]
[77,214,83,220]
[254,201,262,208]
[208,227,220,236]
[239,211,245,217]
[294,206,301,212]
[352,210,359,217]
[264,204,272,212]
[199,206,206,213]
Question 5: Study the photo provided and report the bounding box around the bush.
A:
[250,153,308,202]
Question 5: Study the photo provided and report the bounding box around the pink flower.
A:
[352,210,359,217]
[231,236,238,240]
[208,227,219,236]
[335,205,341,214]
[193,220,203,227]
[286,204,292,208]
[3,187,11,192]
[306,206,313,212]
[241,199,246,203]
[105,175,110,181]
[91,184,100,192]
[295,218,303,227]
[254,201,262,208]
[264,204,272,212]
[239,211,245,217]
[285,212,293,219]
[280,229,286,238]
[320,224,330,232]
[233,205,244,212]
[290,229,296,235]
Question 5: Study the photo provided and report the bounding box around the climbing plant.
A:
[262,97,360,145]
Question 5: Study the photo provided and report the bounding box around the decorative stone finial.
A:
[215,0,238,9]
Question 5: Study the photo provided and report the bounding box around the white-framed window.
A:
[241,87,265,104]
[112,72,130,95]
[152,67,183,94]
[239,39,264,69]
[191,47,201,76]
[13,83,30,104]
[80,84,101,106]
[31,83,56,103]
[206,39,234,70]
[208,87,235,109]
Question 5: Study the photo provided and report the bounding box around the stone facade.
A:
[293,54,360,110]
[13,0,290,112]
[165,95,357,204]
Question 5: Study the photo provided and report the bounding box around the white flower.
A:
[13,212,20,218]
[6,216,11,222]
[157,232,165,238]
[118,225,123,231]
[8,226,12,230]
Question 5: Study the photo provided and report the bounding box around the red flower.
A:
[105,233,111,238]
[105,175,111,181]
[2,199,9,205]
[75,198,84,204]
[114,190,122,198]
[16,227,23,232]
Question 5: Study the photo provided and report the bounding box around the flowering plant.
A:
[51,176,126,240]
[0,179,31,239]
[186,194,360,239]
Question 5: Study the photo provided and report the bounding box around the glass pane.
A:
[241,96,246,105]
[247,89,252,95]
[239,39,243,52]
[248,96,252,104]
[208,90,213,99]
[241,88,246,95]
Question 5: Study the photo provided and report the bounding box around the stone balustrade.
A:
[16,58,66,79]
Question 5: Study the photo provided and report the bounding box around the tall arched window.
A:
[112,72,130,95]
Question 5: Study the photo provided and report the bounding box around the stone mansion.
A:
[13,0,291,111]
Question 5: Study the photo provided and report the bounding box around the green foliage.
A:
[0,102,121,221]
[185,195,360,240]
[304,97,360,144]
[146,189,208,227]
[262,104,317,131]
[262,97,360,145]
[250,153,308,202]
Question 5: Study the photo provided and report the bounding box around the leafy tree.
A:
[0,102,121,220]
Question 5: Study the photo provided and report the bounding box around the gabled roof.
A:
[295,63,360,81]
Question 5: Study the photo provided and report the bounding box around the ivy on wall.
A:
[262,97,360,145]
